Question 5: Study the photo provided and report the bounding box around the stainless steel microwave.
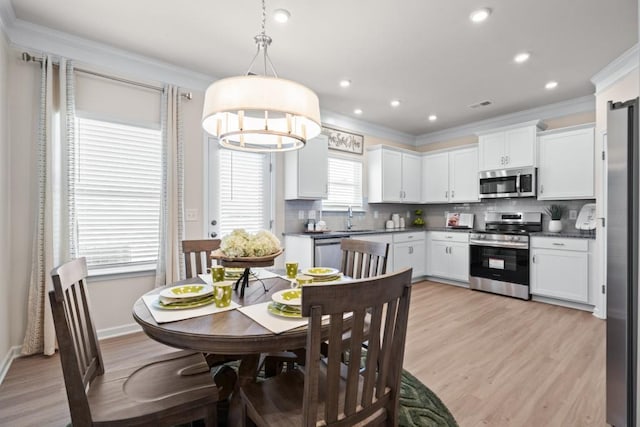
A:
[479,167,536,199]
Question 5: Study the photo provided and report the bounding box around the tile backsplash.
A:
[283,198,595,234]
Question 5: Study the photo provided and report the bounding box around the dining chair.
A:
[182,238,221,278]
[49,257,223,426]
[240,268,413,427]
[340,238,389,279]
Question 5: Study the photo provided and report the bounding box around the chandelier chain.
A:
[261,0,266,36]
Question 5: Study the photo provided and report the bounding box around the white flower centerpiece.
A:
[213,229,283,267]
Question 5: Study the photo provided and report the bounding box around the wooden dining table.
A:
[132,273,350,424]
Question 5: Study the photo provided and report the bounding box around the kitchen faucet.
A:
[346,205,353,230]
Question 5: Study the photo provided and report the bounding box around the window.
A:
[218,148,271,235]
[323,155,363,210]
[75,117,162,271]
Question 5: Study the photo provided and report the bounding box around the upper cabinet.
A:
[477,121,545,171]
[537,124,595,200]
[368,146,421,203]
[422,147,479,203]
[284,134,328,200]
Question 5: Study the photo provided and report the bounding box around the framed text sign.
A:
[322,126,364,155]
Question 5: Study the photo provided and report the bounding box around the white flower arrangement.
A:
[220,229,281,258]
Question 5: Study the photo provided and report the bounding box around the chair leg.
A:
[213,365,238,401]
[203,403,217,427]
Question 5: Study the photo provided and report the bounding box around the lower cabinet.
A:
[426,232,469,282]
[393,232,425,278]
[530,237,590,303]
[352,233,394,273]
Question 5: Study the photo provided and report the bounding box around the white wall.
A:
[0,31,12,365]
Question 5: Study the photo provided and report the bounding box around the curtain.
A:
[22,57,77,356]
[155,85,185,286]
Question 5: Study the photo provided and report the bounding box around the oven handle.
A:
[469,240,529,249]
[516,172,521,194]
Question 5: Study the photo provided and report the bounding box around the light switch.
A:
[186,209,199,221]
[373,211,379,219]
[308,210,316,220]
[298,210,305,220]
[569,210,577,220]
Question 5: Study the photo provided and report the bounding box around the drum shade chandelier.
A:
[202,0,321,152]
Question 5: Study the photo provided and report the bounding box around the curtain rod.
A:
[21,52,193,100]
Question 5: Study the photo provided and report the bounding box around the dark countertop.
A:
[531,230,596,239]
[283,227,426,239]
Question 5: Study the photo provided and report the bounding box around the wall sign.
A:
[322,126,364,155]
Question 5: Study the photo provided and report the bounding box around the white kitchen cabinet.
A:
[393,232,424,278]
[283,235,315,270]
[530,237,589,303]
[368,146,421,203]
[537,125,595,200]
[284,134,328,200]
[425,232,469,282]
[421,147,479,203]
[477,121,543,171]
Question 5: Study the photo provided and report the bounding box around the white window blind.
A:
[219,149,269,235]
[75,117,162,270]
[324,156,363,209]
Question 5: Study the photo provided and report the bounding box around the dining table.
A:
[132,271,350,425]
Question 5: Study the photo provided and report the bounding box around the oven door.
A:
[469,243,530,285]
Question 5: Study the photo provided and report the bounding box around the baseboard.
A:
[0,345,23,385]
[422,276,470,288]
[531,295,595,312]
[97,323,142,340]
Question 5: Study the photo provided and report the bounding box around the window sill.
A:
[88,263,156,281]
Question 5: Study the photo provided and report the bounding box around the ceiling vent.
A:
[469,100,492,109]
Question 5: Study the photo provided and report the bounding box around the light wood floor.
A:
[0,280,605,427]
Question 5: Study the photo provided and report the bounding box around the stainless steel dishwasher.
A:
[314,237,347,270]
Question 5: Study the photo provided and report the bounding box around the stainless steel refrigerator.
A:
[607,97,639,427]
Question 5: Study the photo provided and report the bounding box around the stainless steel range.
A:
[469,212,542,300]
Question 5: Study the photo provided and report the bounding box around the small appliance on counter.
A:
[391,213,400,228]
[575,203,596,231]
[445,212,474,229]
[385,220,395,229]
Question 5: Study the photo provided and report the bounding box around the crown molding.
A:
[415,95,595,146]
[591,43,639,94]
[0,2,213,91]
[320,109,416,146]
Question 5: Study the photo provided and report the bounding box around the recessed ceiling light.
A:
[514,52,531,64]
[354,108,363,115]
[545,81,558,90]
[428,114,437,121]
[390,99,401,107]
[339,79,351,88]
[273,9,290,23]
[470,8,491,23]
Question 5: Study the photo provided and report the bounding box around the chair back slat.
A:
[340,239,389,279]
[301,268,412,426]
[182,239,221,278]
[49,257,103,425]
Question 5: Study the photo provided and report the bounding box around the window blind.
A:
[324,156,363,209]
[75,117,162,269]
[219,149,269,235]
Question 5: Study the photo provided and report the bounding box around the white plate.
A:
[271,288,302,306]
[160,284,214,300]
[302,267,340,278]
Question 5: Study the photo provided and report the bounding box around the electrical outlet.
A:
[298,210,305,220]
[406,211,411,218]
[569,210,577,220]
[373,211,379,219]
[186,209,199,221]
[308,210,316,220]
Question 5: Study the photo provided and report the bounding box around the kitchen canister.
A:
[385,220,395,229]
[391,213,400,228]
[399,217,405,228]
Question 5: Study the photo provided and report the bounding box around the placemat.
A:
[142,294,240,324]
[237,302,308,334]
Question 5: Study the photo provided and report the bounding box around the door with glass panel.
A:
[207,137,272,240]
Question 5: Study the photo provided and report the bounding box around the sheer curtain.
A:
[22,57,77,356]
[155,85,185,286]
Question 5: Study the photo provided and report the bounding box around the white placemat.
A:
[142,295,240,324]
[237,302,308,334]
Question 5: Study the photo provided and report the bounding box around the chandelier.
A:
[202,0,321,152]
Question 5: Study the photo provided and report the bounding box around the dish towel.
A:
[142,295,240,324]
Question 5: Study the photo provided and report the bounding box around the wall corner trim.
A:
[591,43,639,95]
[0,345,23,386]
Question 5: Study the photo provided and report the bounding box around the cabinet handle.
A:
[505,155,510,164]
[445,236,453,239]
[540,184,544,194]
[409,246,413,254]
[500,156,504,165]
[552,242,565,246]
[532,255,536,263]
[451,190,455,198]
[445,191,448,199]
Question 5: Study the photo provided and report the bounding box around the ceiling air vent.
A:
[469,100,492,109]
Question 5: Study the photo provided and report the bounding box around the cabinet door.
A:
[478,132,505,171]
[421,152,449,203]
[382,150,403,202]
[297,134,328,198]
[538,128,594,200]
[449,147,479,203]
[429,241,451,279]
[402,153,422,202]
[448,242,469,282]
[504,126,536,168]
[530,249,588,303]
